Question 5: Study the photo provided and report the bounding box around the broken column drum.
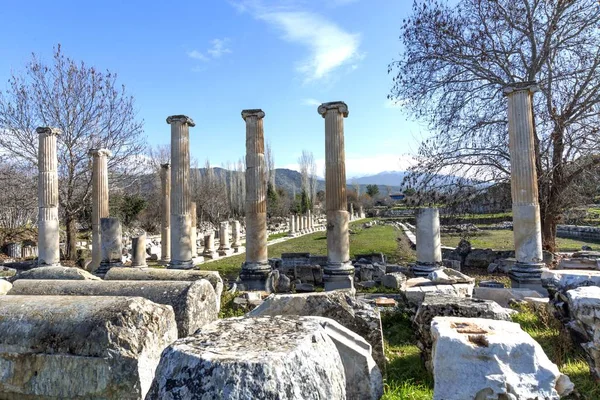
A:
[203,232,218,259]
[96,217,123,276]
[190,202,198,257]
[504,83,544,289]
[218,221,231,254]
[231,220,242,251]
[413,208,443,277]
[131,232,147,268]
[160,163,171,263]
[89,148,112,271]
[319,101,354,290]
[239,109,271,289]
[167,115,195,269]
[37,127,61,267]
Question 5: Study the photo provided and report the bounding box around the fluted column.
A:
[167,115,195,269]
[190,202,197,257]
[504,83,544,288]
[37,127,61,267]
[160,163,171,263]
[413,208,443,277]
[319,101,353,290]
[89,148,112,271]
[239,109,270,289]
[96,217,122,276]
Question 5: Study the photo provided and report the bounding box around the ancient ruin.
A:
[89,148,111,271]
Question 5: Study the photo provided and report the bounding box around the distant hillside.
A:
[349,171,407,187]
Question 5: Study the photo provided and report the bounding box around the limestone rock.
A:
[542,269,600,295]
[414,294,512,372]
[0,295,177,399]
[427,268,474,284]
[431,317,573,400]
[9,279,218,338]
[464,248,497,268]
[248,290,386,370]
[0,279,11,295]
[146,316,346,400]
[473,287,543,308]
[382,272,407,289]
[11,266,100,282]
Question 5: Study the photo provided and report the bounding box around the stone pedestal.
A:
[202,232,219,260]
[504,83,545,290]
[217,221,233,256]
[288,215,296,237]
[131,232,147,268]
[239,109,271,290]
[413,208,443,277]
[167,115,195,270]
[89,148,111,271]
[319,102,354,290]
[160,163,171,264]
[95,217,123,277]
[36,127,61,267]
[231,220,243,253]
[190,202,198,257]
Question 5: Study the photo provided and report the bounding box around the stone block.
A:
[0,279,11,295]
[541,269,600,294]
[414,294,512,371]
[431,317,573,400]
[104,267,223,312]
[9,279,217,338]
[146,316,346,400]
[0,295,177,399]
[464,248,497,268]
[382,272,407,289]
[401,283,475,309]
[248,290,386,371]
[427,268,474,284]
[12,266,100,281]
[473,287,543,307]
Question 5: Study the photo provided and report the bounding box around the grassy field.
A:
[199,220,413,280]
[441,229,600,252]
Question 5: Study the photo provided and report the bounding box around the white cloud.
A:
[187,38,232,63]
[232,1,362,82]
[302,98,321,106]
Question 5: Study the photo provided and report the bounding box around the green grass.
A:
[199,220,406,280]
[441,229,600,252]
[267,232,289,241]
[511,304,599,399]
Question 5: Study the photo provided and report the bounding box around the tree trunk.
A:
[541,206,558,252]
[65,214,78,261]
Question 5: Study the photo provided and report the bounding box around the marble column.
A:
[190,202,198,257]
[37,127,61,267]
[167,115,195,269]
[96,217,122,276]
[349,203,354,221]
[295,215,300,234]
[89,148,112,271]
[131,232,147,267]
[359,206,365,219]
[288,215,296,237]
[239,109,270,289]
[308,210,313,231]
[160,163,171,264]
[413,208,443,277]
[504,83,545,289]
[202,231,218,259]
[218,221,232,256]
[231,220,242,253]
[319,101,354,290]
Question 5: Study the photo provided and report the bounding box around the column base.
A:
[239,261,271,291]
[95,262,123,278]
[323,262,355,291]
[232,246,245,254]
[218,248,234,257]
[159,258,170,266]
[202,251,219,260]
[412,262,443,277]
[168,260,194,270]
[509,262,547,294]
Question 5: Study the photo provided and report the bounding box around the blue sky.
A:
[0,0,426,178]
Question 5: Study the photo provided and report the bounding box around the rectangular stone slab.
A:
[0,295,177,399]
[8,279,218,338]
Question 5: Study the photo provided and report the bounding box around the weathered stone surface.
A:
[382,272,407,289]
[427,268,474,284]
[464,248,497,268]
[312,316,383,400]
[431,317,573,400]
[0,295,177,399]
[9,279,217,338]
[563,286,600,380]
[542,269,600,294]
[414,294,512,372]
[104,267,223,311]
[473,287,543,307]
[248,290,385,370]
[146,316,346,400]
[0,279,11,295]
[401,283,475,309]
[11,265,100,282]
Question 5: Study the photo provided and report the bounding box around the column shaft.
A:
[190,202,197,257]
[160,163,171,263]
[89,149,111,271]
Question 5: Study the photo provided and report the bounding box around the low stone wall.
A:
[557,224,600,243]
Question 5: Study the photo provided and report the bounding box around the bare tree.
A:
[389,0,600,250]
[192,160,230,224]
[0,160,37,229]
[266,140,275,188]
[298,150,317,210]
[0,45,145,258]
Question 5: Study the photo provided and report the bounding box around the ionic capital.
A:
[503,82,539,96]
[88,148,113,158]
[241,109,265,121]
[36,127,61,137]
[318,101,349,118]
[166,115,196,127]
